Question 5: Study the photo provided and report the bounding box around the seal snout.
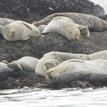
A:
[8,28,15,37]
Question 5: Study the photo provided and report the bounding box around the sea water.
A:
[0,87,107,107]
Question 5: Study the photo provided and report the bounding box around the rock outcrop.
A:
[0,31,107,62]
[0,0,105,22]
[0,0,106,89]
[0,24,107,89]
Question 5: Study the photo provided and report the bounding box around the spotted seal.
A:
[2,20,41,41]
[33,12,107,32]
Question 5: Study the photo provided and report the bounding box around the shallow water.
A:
[0,87,107,107]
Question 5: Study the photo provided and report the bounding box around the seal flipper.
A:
[7,62,23,77]
[22,35,30,40]
[22,22,33,30]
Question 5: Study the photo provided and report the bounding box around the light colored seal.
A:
[35,51,90,77]
[89,50,107,60]
[38,23,90,37]
[36,50,107,78]
[1,20,41,41]
[42,16,81,40]
[47,59,107,82]
[0,18,15,33]
[8,56,39,76]
[76,24,90,37]
[37,24,46,33]
[33,12,107,32]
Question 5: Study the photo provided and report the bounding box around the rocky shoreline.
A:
[0,30,107,89]
[0,0,105,22]
[0,0,107,89]
[1,31,107,62]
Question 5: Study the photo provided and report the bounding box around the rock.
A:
[0,31,107,62]
[0,76,47,89]
[0,31,107,89]
[103,14,107,21]
[47,80,95,89]
[0,0,105,22]
[0,0,106,89]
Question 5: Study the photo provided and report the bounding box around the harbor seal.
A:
[76,24,90,37]
[8,56,39,76]
[37,24,46,33]
[36,50,107,77]
[38,23,90,37]
[46,59,107,86]
[0,62,21,80]
[1,20,41,41]
[36,50,107,78]
[0,18,15,39]
[0,18,15,33]
[42,16,81,40]
[89,50,107,60]
[33,12,107,32]
[35,51,90,77]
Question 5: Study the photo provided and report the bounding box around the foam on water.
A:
[0,87,107,107]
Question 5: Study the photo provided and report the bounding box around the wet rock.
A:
[0,0,105,22]
[0,76,47,89]
[46,71,107,89]
[103,14,107,21]
[46,80,94,89]
[0,0,106,90]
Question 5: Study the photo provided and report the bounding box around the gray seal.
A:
[8,56,39,77]
[2,20,41,41]
[46,59,107,88]
[33,12,107,32]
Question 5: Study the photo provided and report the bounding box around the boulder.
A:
[0,31,107,89]
[0,0,105,22]
[0,31,107,62]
